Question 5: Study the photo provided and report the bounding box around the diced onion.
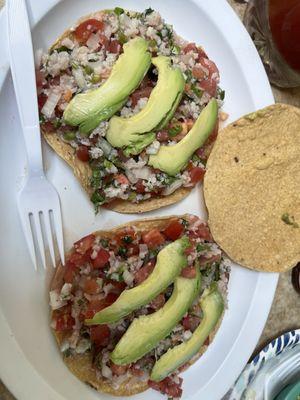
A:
[162,180,183,196]
[72,68,86,88]
[41,90,61,118]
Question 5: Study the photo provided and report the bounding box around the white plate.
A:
[0,1,278,399]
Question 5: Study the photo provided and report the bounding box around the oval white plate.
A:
[0,1,278,399]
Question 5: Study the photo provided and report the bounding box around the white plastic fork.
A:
[7,0,65,270]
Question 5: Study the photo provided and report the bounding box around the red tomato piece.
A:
[181,265,197,279]
[76,145,90,162]
[135,179,146,194]
[182,315,201,331]
[36,69,46,89]
[130,365,144,377]
[107,280,126,295]
[69,250,90,266]
[84,278,100,295]
[194,224,212,241]
[163,219,184,241]
[92,248,110,269]
[149,293,165,310]
[55,313,75,331]
[84,293,119,319]
[148,377,183,398]
[188,166,205,185]
[98,34,109,49]
[38,93,47,111]
[134,259,156,285]
[206,120,219,145]
[90,325,110,346]
[115,174,129,186]
[110,362,128,376]
[108,40,122,54]
[192,65,206,80]
[183,42,198,53]
[74,19,105,44]
[142,229,165,249]
[198,78,217,97]
[74,234,95,255]
[130,87,153,107]
[64,261,77,284]
[156,130,169,142]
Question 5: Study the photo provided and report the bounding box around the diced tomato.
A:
[199,78,217,97]
[76,145,90,162]
[207,120,219,144]
[142,229,165,249]
[115,174,129,186]
[92,248,110,269]
[149,293,165,310]
[130,87,153,107]
[107,281,126,295]
[135,179,146,194]
[148,377,183,398]
[199,253,221,265]
[188,166,205,185]
[118,149,130,163]
[64,261,77,284]
[74,19,105,44]
[38,93,47,111]
[199,57,219,79]
[84,293,119,319]
[54,313,75,331]
[156,130,169,142]
[127,244,139,256]
[183,42,198,54]
[69,250,90,266]
[134,259,156,285]
[84,278,100,294]
[74,234,95,255]
[130,365,144,377]
[193,224,212,241]
[110,362,128,376]
[90,325,110,346]
[163,219,184,241]
[108,40,122,54]
[40,120,55,133]
[98,34,110,49]
[182,315,200,331]
[181,265,197,278]
[192,65,206,80]
[36,69,46,89]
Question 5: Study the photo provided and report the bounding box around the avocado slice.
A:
[150,284,224,382]
[106,56,185,155]
[148,98,218,175]
[63,37,151,134]
[85,236,190,325]
[110,269,201,365]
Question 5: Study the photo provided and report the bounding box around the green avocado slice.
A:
[110,269,201,365]
[106,56,185,154]
[148,98,218,176]
[63,37,151,134]
[85,236,190,325]
[150,284,224,382]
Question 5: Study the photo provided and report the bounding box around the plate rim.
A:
[0,1,278,399]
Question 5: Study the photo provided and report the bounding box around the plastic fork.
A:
[7,0,65,269]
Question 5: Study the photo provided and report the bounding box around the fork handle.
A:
[7,0,43,175]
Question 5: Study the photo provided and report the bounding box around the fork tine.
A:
[51,209,65,265]
[32,212,46,270]
[19,212,38,271]
[43,211,56,268]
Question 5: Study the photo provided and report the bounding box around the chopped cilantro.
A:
[128,192,137,201]
[144,7,154,15]
[217,88,225,100]
[213,263,221,281]
[91,73,101,84]
[184,69,193,82]
[122,235,133,244]
[114,7,124,16]
[84,65,93,75]
[196,243,209,252]
[71,61,79,69]
[148,39,157,48]
[91,169,102,188]
[118,31,127,45]
[91,191,105,209]
[53,118,62,128]
[191,84,203,98]
[281,213,299,228]
[63,348,72,357]
[118,246,127,257]
[149,249,159,258]
[51,46,71,54]
[100,238,109,248]
[192,154,200,163]
[181,218,189,227]
[171,44,181,55]
[39,114,45,124]
[168,125,182,137]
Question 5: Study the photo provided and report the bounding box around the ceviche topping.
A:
[38,8,226,210]
[50,215,230,398]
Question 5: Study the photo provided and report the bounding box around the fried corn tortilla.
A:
[50,216,224,396]
[204,103,300,272]
[40,8,220,214]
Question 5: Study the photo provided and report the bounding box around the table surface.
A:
[1,1,299,399]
